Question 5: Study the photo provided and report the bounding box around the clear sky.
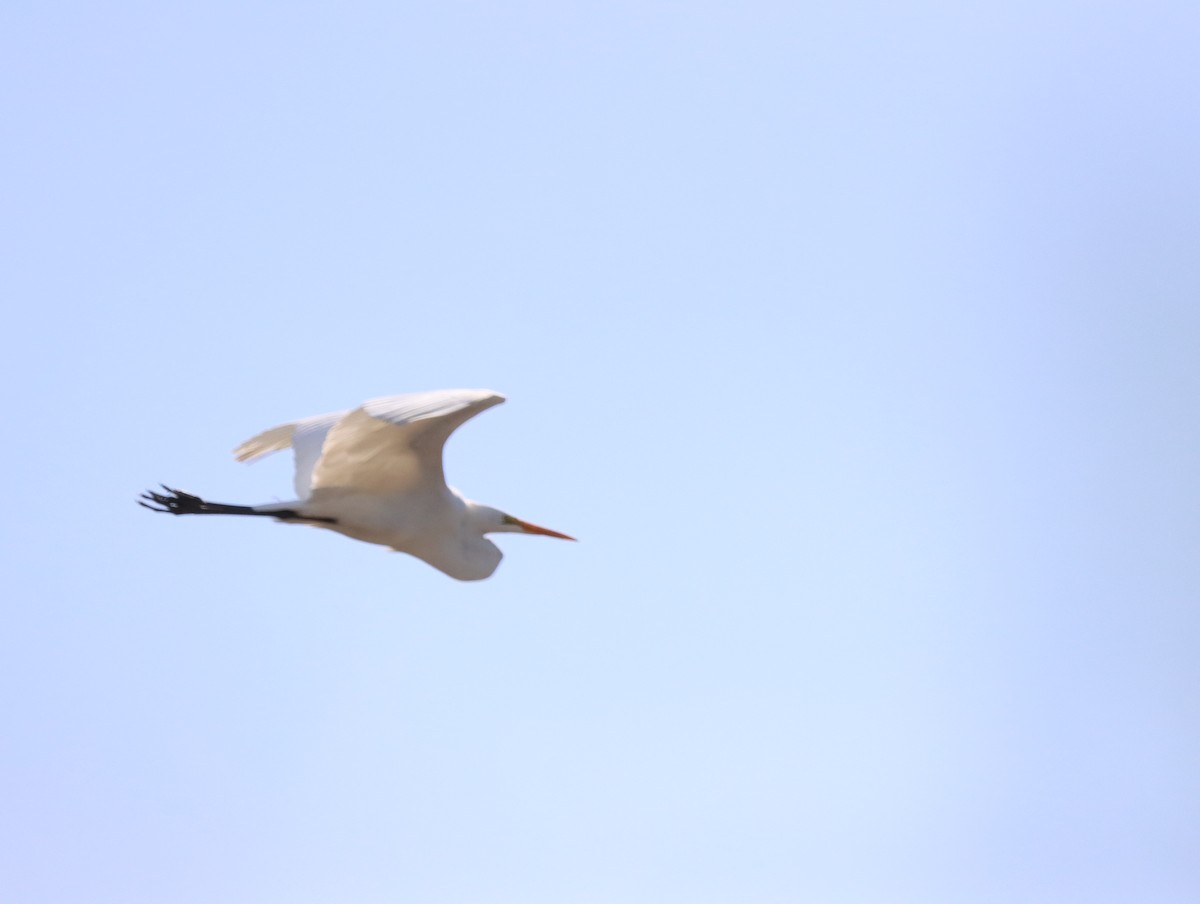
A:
[2,2,1198,902]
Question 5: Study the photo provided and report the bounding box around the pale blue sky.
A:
[2,2,1198,902]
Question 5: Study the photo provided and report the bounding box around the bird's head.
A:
[468,503,575,541]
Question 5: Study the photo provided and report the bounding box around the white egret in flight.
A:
[140,389,574,580]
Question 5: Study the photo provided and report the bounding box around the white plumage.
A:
[141,389,574,581]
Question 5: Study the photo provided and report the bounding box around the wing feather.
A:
[233,424,295,463]
[310,389,504,495]
[233,409,349,499]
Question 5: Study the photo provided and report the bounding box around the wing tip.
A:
[231,423,296,463]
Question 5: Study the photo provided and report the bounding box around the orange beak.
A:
[512,517,576,541]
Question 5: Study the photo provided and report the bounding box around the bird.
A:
[139,389,574,580]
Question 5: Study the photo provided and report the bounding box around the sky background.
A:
[2,2,1198,902]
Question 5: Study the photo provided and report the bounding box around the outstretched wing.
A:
[308,389,505,496]
[234,408,349,499]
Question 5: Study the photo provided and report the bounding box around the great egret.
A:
[139,389,574,580]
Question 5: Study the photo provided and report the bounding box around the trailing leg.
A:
[138,485,336,523]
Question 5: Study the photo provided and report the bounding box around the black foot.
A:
[138,485,220,515]
[138,484,337,523]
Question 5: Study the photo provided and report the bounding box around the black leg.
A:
[138,485,336,524]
